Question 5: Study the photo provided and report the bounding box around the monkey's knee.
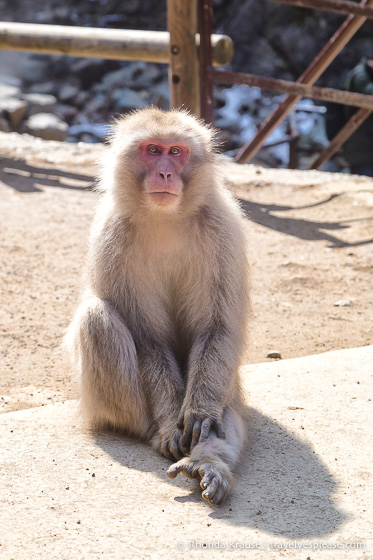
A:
[67,296,152,437]
[69,296,137,363]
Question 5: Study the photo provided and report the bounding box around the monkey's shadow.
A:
[239,196,373,248]
[94,407,346,539]
[0,156,93,192]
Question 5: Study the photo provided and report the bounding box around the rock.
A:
[150,81,170,107]
[0,75,22,88]
[267,351,282,359]
[55,104,78,123]
[99,66,135,91]
[131,64,162,89]
[29,81,58,96]
[81,94,107,117]
[0,98,28,127]
[0,117,10,132]
[68,123,111,141]
[334,300,352,307]
[58,84,80,103]
[24,113,68,142]
[22,93,57,116]
[20,56,51,84]
[70,59,120,89]
[111,88,147,111]
[0,83,21,98]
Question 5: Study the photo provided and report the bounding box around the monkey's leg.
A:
[67,296,152,438]
[166,405,246,505]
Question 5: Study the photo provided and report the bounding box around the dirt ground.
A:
[0,131,372,414]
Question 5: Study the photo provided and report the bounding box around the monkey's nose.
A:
[159,172,172,180]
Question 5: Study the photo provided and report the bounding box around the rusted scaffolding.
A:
[198,0,373,169]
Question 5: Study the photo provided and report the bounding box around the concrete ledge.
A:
[1,346,372,559]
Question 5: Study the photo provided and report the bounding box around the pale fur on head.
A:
[97,107,219,220]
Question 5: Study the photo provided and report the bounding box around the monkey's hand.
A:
[177,410,226,456]
[159,422,185,462]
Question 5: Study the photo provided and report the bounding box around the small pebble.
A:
[334,300,352,307]
[267,351,282,359]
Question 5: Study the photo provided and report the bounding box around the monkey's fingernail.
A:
[202,482,207,488]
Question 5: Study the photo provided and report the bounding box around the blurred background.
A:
[0,0,372,171]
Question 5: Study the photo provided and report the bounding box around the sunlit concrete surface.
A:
[1,346,371,559]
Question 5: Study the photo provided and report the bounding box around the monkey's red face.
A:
[138,140,190,207]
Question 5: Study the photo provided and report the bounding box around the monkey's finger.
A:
[200,470,214,490]
[213,419,226,440]
[199,418,212,442]
[169,439,184,461]
[179,414,196,453]
[208,484,225,505]
[160,440,174,461]
[190,419,202,450]
[201,476,219,502]
[177,413,185,430]
[182,414,196,436]
[180,431,192,456]
[181,466,198,479]
[166,462,183,479]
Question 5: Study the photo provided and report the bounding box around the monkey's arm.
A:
[178,319,243,453]
[136,339,186,461]
[178,223,249,454]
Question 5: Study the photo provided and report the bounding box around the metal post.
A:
[309,108,371,169]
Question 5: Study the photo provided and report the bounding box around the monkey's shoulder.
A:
[197,194,247,245]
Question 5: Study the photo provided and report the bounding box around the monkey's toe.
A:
[166,458,199,480]
[199,465,231,505]
[167,457,232,505]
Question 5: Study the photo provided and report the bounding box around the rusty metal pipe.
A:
[0,22,233,66]
[269,0,373,18]
[212,68,373,110]
[309,108,372,169]
[235,0,373,164]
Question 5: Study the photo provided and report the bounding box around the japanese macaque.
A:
[66,107,250,505]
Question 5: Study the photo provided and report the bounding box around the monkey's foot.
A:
[166,455,233,505]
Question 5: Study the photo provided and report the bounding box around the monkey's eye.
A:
[169,147,181,156]
[147,145,160,154]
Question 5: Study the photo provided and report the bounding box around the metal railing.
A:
[199,0,373,169]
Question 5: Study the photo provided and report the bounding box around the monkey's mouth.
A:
[149,191,178,206]
[149,191,177,196]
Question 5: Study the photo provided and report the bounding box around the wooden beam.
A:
[0,22,233,67]
[167,0,200,114]
[198,0,214,124]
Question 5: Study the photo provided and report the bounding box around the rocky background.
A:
[0,0,372,169]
